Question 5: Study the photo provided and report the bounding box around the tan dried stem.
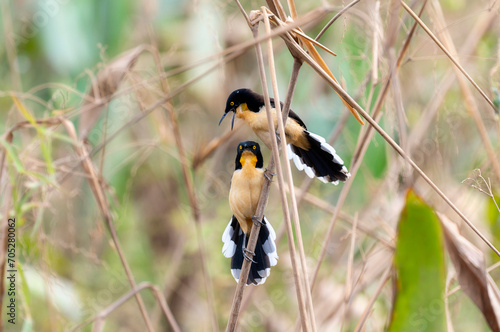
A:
[262,10,317,331]
[60,119,155,331]
[225,7,311,331]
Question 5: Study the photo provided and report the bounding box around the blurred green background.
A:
[0,0,499,331]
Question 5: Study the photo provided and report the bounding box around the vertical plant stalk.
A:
[58,119,154,331]
[262,11,317,331]
[225,15,310,332]
[149,48,219,332]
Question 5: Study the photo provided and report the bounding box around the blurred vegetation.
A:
[0,0,499,331]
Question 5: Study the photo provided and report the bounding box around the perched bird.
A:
[222,141,278,285]
[219,88,350,184]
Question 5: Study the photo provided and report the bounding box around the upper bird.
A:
[219,88,350,184]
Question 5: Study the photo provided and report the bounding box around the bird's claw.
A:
[275,131,281,143]
[264,168,275,181]
[243,248,256,263]
[252,215,264,227]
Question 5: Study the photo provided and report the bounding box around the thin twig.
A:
[315,0,360,41]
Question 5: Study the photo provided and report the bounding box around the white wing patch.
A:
[222,218,237,258]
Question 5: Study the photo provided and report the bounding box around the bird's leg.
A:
[242,233,256,263]
[252,215,264,227]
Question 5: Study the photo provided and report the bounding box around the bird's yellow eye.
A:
[252,145,256,150]
[239,145,242,150]
[230,101,234,106]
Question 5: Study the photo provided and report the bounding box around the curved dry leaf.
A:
[438,213,500,332]
[78,44,146,140]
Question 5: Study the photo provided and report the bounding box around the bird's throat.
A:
[240,151,258,168]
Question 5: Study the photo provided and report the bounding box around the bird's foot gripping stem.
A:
[264,168,275,181]
[243,248,256,263]
[252,215,264,227]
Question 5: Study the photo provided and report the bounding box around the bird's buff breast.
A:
[229,167,264,234]
[236,106,309,149]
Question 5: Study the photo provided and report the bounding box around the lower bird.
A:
[222,141,278,285]
[219,88,350,184]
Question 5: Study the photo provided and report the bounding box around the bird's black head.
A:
[235,140,264,170]
[219,89,264,130]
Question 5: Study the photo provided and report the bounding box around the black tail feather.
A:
[222,216,278,285]
[288,131,350,184]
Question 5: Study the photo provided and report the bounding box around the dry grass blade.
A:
[79,45,145,140]
[438,214,500,332]
[192,122,243,170]
[266,10,364,125]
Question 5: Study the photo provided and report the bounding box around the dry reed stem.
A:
[60,119,155,331]
[236,57,304,317]
[283,22,500,258]
[262,10,317,331]
[0,116,155,330]
[192,122,244,170]
[69,282,181,332]
[261,2,363,125]
[149,46,219,331]
[226,15,311,331]
[426,0,500,184]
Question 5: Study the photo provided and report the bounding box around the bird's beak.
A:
[218,108,237,130]
[218,112,229,126]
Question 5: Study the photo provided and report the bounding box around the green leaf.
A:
[388,190,447,332]
[0,136,25,173]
